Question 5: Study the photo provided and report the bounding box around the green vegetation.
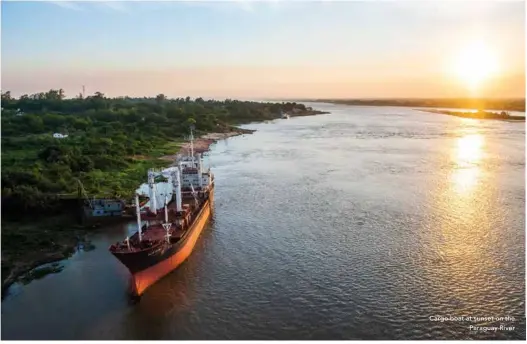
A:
[303,98,525,112]
[1,89,323,219]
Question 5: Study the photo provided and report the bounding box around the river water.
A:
[2,103,525,340]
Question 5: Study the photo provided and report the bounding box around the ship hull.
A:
[113,188,214,297]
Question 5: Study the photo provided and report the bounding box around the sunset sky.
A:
[1,0,525,99]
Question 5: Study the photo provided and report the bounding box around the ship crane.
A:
[147,171,157,214]
[163,195,169,223]
[162,195,172,243]
[190,182,199,208]
[135,193,143,242]
[75,178,94,210]
[174,169,183,212]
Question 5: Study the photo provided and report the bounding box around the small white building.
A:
[53,133,69,139]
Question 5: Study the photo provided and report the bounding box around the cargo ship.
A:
[109,127,214,299]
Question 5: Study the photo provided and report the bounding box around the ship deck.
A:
[111,193,210,253]
[111,224,187,253]
[140,224,186,241]
[140,193,205,221]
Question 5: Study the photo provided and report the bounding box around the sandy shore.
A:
[160,128,255,163]
[181,131,242,154]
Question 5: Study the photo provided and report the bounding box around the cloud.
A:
[179,0,278,13]
[49,1,84,11]
[177,0,298,13]
[48,0,130,13]
[234,0,254,12]
[100,1,130,13]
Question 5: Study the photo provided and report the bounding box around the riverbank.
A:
[1,127,265,297]
[159,127,256,162]
[1,108,325,297]
[417,109,526,122]
[1,215,95,298]
[1,128,243,297]
[305,98,525,112]
[289,109,329,117]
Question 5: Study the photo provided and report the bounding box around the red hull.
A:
[129,194,213,297]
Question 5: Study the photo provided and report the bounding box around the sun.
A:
[452,41,499,90]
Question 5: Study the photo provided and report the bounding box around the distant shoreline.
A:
[416,109,525,122]
[290,99,526,113]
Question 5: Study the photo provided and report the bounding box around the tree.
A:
[1,91,12,101]
[156,94,166,103]
[38,145,70,164]
[185,117,197,128]
[23,115,45,133]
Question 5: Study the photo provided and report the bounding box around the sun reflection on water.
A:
[455,134,484,167]
[451,133,485,193]
[452,167,481,194]
[420,130,499,317]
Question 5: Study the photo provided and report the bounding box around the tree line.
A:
[1,90,308,219]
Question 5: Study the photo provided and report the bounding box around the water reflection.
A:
[452,167,481,194]
[451,133,484,194]
[421,129,511,337]
[455,133,484,167]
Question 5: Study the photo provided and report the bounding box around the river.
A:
[1,103,525,340]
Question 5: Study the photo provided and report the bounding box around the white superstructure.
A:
[136,126,214,213]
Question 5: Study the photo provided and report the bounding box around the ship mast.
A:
[135,193,142,242]
[164,195,169,223]
[152,183,158,214]
[162,195,172,243]
[172,168,183,212]
[197,153,203,189]
[147,170,157,214]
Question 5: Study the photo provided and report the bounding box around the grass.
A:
[149,139,184,158]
